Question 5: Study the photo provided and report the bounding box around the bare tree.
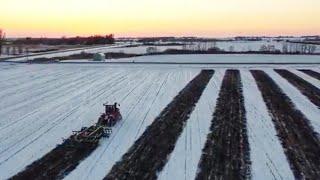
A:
[282,43,288,53]
[229,45,235,52]
[12,46,17,55]
[6,46,10,55]
[0,29,6,56]
[18,45,23,54]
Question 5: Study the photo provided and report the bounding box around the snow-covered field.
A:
[107,54,320,64]
[0,61,320,179]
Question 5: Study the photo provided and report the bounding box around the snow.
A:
[264,69,320,134]
[108,54,320,64]
[0,55,14,58]
[158,70,224,180]
[241,70,294,180]
[0,63,198,179]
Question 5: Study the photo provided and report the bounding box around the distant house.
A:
[260,44,277,52]
[93,53,105,61]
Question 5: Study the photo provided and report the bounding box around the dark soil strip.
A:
[105,70,214,180]
[196,70,250,180]
[251,70,320,179]
[275,69,320,108]
[10,128,99,180]
[299,69,320,81]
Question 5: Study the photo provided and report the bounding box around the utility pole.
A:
[0,29,6,56]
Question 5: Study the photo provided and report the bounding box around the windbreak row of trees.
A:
[13,34,115,45]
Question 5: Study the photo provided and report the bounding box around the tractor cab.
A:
[104,102,120,114]
[98,102,122,127]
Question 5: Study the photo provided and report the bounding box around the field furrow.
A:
[196,70,250,180]
[105,70,214,180]
[275,69,320,108]
[251,70,320,179]
[158,70,224,180]
[299,69,320,80]
[290,69,320,89]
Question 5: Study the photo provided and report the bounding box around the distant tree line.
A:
[137,37,176,43]
[13,34,115,45]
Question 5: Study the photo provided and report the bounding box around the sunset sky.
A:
[1,0,319,38]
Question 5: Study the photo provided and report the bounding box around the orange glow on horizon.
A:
[0,0,319,38]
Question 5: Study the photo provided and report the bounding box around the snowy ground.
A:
[241,71,294,180]
[108,54,320,64]
[0,61,320,180]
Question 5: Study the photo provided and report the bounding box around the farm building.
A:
[93,53,105,61]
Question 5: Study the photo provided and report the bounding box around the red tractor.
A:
[67,102,122,147]
[98,102,122,127]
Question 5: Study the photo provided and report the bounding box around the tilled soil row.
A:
[105,70,214,180]
[10,127,99,180]
[251,70,320,179]
[299,69,320,81]
[196,70,250,180]
[275,69,320,108]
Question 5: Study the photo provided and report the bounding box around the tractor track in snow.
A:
[0,71,130,160]
[8,70,151,180]
[275,69,320,108]
[0,71,131,166]
[0,70,101,126]
[251,70,320,179]
[299,69,320,81]
[3,69,143,151]
[0,66,50,86]
[0,67,70,93]
[196,70,250,180]
[111,71,173,156]
[105,70,213,180]
[0,70,114,131]
[0,69,78,100]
